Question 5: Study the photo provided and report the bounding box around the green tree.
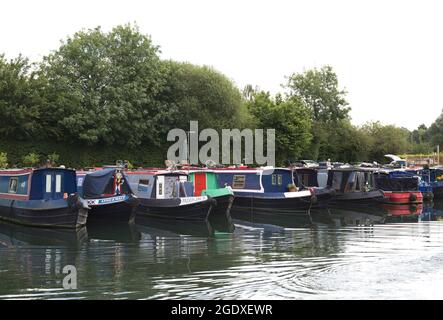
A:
[162,61,247,131]
[361,122,411,162]
[285,66,350,160]
[22,152,40,167]
[40,24,172,147]
[0,54,43,139]
[426,111,443,148]
[286,65,350,123]
[47,152,60,166]
[247,92,312,164]
[316,120,372,162]
[0,152,8,168]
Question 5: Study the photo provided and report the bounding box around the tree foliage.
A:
[361,122,411,162]
[22,152,40,167]
[0,152,8,168]
[0,24,436,166]
[40,24,171,147]
[286,65,350,123]
[162,61,246,131]
[247,92,312,163]
[0,54,43,139]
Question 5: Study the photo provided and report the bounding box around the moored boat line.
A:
[2,157,443,230]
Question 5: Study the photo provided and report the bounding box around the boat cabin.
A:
[327,168,376,193]
[215,167,295,193]
[0,168,77,201]
[126,171,194,199]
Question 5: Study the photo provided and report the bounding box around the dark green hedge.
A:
[0,139,167,169]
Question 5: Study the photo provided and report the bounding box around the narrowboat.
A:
[126,170,216,221]
[327,168,387,208]
[374,169,423,204]
[77,168,139,223]
[214,167,315,216]
[0,167,88,228]
[187,169,235,229]
[292,167,335,208]
[428,167,443,199]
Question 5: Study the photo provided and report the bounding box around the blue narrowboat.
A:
[214,167,315,216]
[0,167,88,228]
[427,167,443,199]
[76,168,139,223]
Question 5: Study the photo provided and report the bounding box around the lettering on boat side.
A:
[167,121,275,166]
[86,195,128,206]
[170,304,273,317]
[179,196,208,206]
[62,265,77,290]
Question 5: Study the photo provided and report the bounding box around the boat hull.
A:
[136,197,215,221]
[311,188,334,209]
[432,185,443,199]
[0,195,88,229]
[207,194,235,232]
[328,190,387,209]
[85,195,139,223]
[382,191,423,205]
[231,193,313,216]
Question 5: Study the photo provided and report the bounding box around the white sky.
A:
[1,0,442,130]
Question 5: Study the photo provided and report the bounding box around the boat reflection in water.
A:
[231,210,313,230]
[0,221,88,248]
[419,200,443,222]
[321,208,387,227]
[382,203,423,223]
[135,215,235,238]
[86,221,141,243]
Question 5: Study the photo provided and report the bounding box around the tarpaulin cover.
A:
[374,176,418,191]
[82,168,132,198]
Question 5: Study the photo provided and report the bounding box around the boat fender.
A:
[308,188,318,204]
[409,194,417,202]
[67,194,81,210]
[128,194,140,207]
[205,195,217,206]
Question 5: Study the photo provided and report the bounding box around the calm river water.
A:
[2,201,443,300]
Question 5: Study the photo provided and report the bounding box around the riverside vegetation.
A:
[0,24,439,168]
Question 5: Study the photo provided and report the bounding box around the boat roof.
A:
[0,167,74,175]
[330,167,377,172]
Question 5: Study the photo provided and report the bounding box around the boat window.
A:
[46,174,52,193]
[77,177,84,186]
[158,183,163,195]
[8,177,18,193]
[138,179,150,187]
[344,172,357,192]
[272,174,276,185]
[277,175,282,186]
[56,174,62,192]
[233,175,246,189]
[332,172,343,191]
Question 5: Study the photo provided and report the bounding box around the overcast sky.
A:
[1,0,442,130]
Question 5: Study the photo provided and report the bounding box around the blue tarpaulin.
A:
[82,169,132,198]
